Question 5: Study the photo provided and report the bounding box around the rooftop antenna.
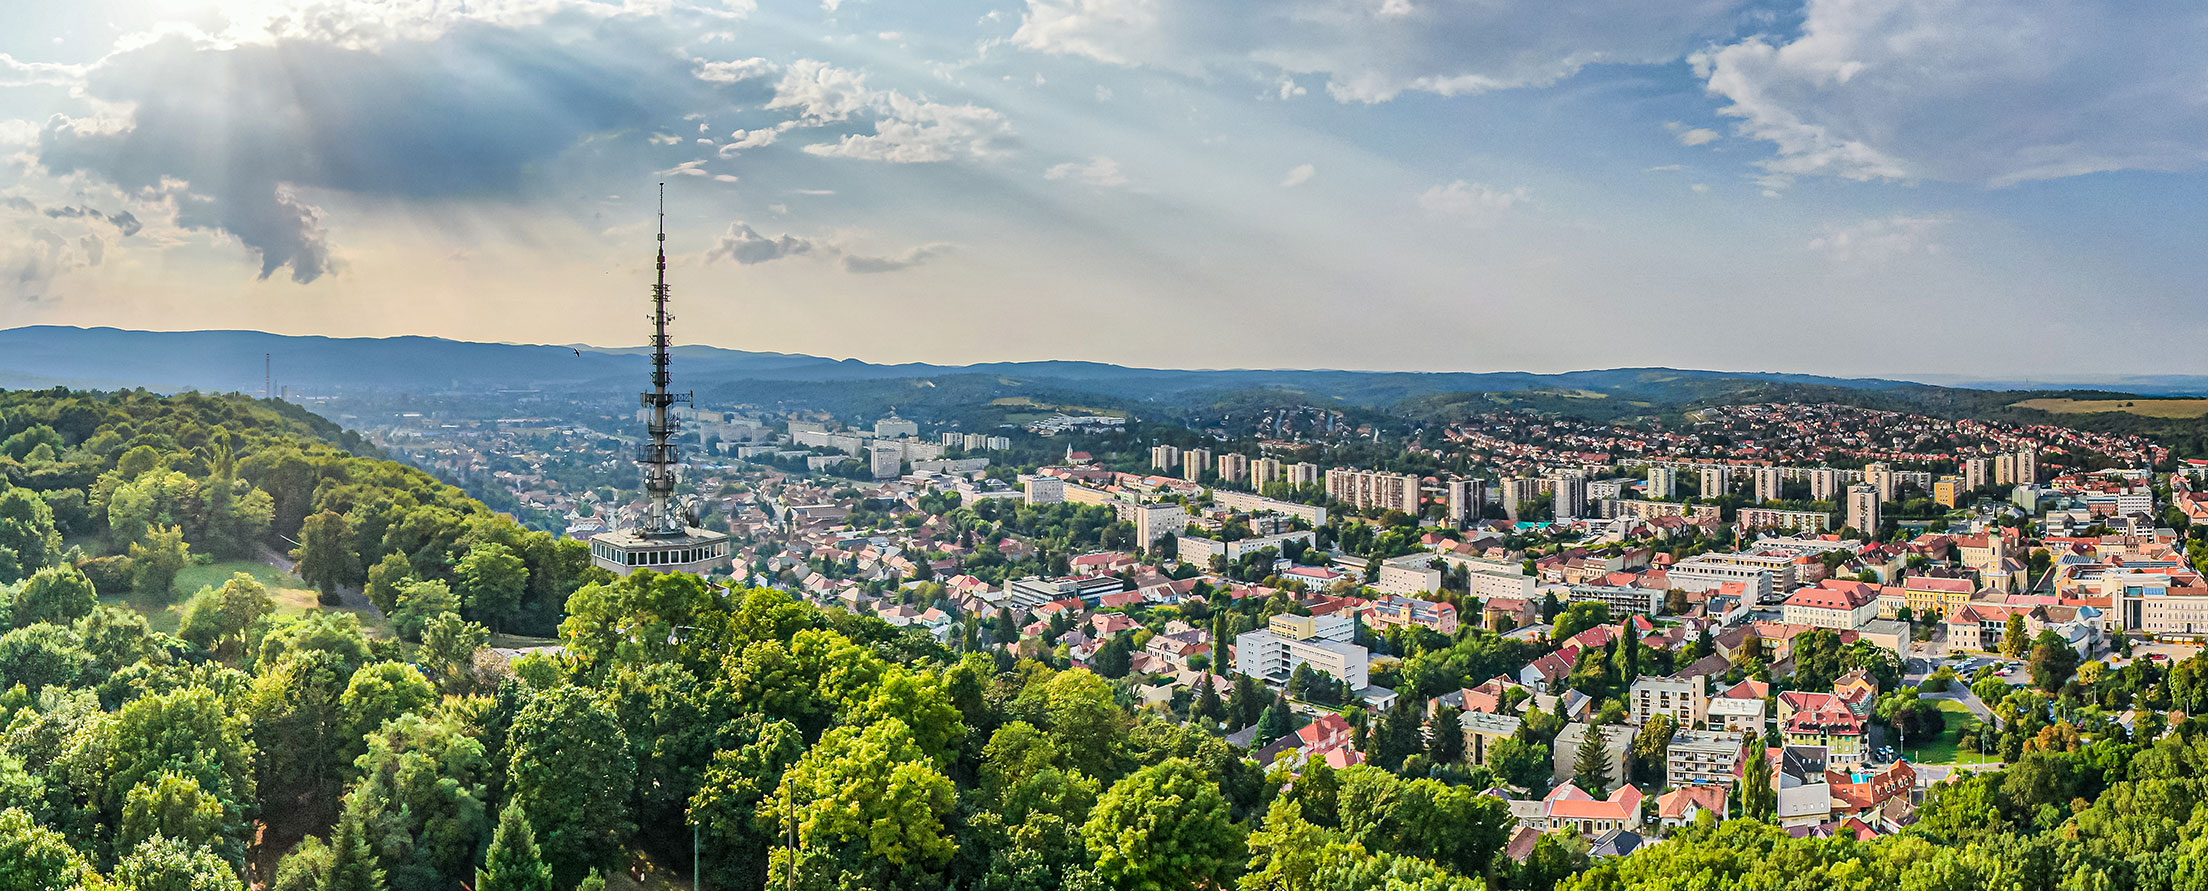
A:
[265,353,272,400]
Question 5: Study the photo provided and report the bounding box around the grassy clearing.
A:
[1910,699,1999,765]
[2013,397,2208,418]
[96,559,395,638]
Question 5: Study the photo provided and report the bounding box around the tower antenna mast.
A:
[639,183,691,537]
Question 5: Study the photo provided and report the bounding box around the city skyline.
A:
[4,0,2205,378]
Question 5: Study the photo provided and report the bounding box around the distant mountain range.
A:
[1,326,2200,421]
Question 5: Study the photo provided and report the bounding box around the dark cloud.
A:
[708,220,947,273]
[38,14,715,282]
[40,205,142,236]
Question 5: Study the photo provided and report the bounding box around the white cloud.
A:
[0,54,82,87]
[1676,128,1719,147]
[695,56,777,84]
[768,59,1013,163]
[1698,0,2208,187]
[1281,163,1315,187]
[1011,0,1751,102]
[1044,155,1129,187]
[1417,180,1528,215]
[1808,215,1948,264]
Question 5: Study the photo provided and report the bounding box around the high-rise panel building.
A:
[1216,452,1250,484]
[1808,467,1841,501]
[1288,462,1321,486]
[1552,470,1588,519]
[1846,484,1882,536]
[1647,466,1677,500]
[1699,466,1732,498]
[1150,444,1181,473]
[1250,457,1284,488]
[1753,466,1784,503]
[1963,457,1990,493]
[2015,446,2039,485]
[1863,462,1897,501]
[1183,448,1214,482]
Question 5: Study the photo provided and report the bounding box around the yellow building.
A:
[1932,475,1963,508]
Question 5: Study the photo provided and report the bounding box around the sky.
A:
[1,0,2205,378]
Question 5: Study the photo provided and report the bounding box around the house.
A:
[1533,782,1644,836]
[1945,603,2014,652]
[1483,596,1540,631]
[1827,760,1916,822]
[1833,668,1879,715]
[1782,703,1867,765]
[1366,596,1460,634]
[1708,696,1767,735]
[1655,784,1729,830]
[1588,828,1645,858]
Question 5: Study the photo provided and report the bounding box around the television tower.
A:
[639,183,692,537]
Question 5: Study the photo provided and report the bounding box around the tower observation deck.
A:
[589,186,733,577]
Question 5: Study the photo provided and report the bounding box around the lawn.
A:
[1909,700,2000,765]
[2012,397,2208,419]
[97,559,394,637]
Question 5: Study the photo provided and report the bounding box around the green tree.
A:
[477,805,554,891]
[112,833,246,891]
[255,611,371,675]
[99,686,257,859]
[120,772,231,862]
[2001,614,2028,658]
[337,662,437,758]
[0,806,94,891]
[1085,757,1243,891]
[346,712,491,891]
[506,687,635,886]
[10,564,98,628]
[1630,715,1676,786]
[417,613,487,695]
[269,837,331,891]
[129,524,191,597]
[454,543,528,632]
[763,718,958,891]
[250,649,356,828]
[1427,705,1465,765]
[389,580,460,643]
[1739,741,1774,820]
[178,573,275,662]
[325,805,388,891]
[0,488,63,585]
[295,510,361,604]
[1571,726,1612,792]
[1487,737,1549,791]
[363,553,413,614]
[2029,630,2080,693]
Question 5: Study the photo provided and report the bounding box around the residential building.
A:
[1707,697,1766,735]
[1131,502,1187,548]
[870,442,905,480]
[1901,576,1974,617]
[1533,782,1644,836]
[1502,477,1543,521]
[1700,466,1733,498]
[1176,529,1315,565]
[1459,710,1524,765]
[1808,467,1841,501]
[1553,470,1588,519]
[1782,705,1866,765]
[1007,575,1125,608]
[2015,446,2038,484]
[1667,731,1747,787]
[1932,476,1963,508]
[1846,484,1881,535]
[1288,462,1321,486]
[1183,448,1214,482]
[1250,457,1284,488]
[873,415,919,439]
[1366,596,1459,634]
[1647,466,1677,500]
[1963,457,1990,493]
[1753,466,1784,503]
[1551,723,1635,790]
[1210,489,1328,525]
[1995,453,2016,486]
[1216,452,1250,483]
[1564,583,1663,617]
[1656,785,1729,830]
[1447,478,1488,527]
[1234,613,1370,689]
[1022,475,1065,506]
[1862,463,1897,501]
[1629,676,1708,728]
[1374,559,1444,596]
[1326,468,1422,514]
[1737,508,1831,535]
[1150,444,1181,473]
[1782,580,1882,630]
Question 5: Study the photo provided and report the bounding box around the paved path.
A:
[257,543,388,620]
